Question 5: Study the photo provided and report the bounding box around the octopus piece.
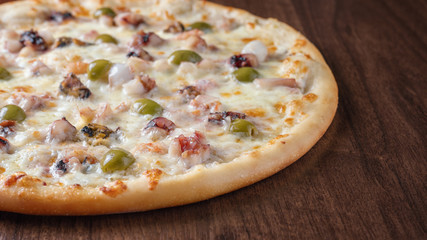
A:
[176,29,208,51]
[241,40,268,62]
[81,123,114,139]
[108,63,134,88]
[81,30,99,42]
[215,17,239,31]
[94,103,114,123]
[0,120,16,137]
[129,31,165,48]
[0,136,12,154]
[190,95,222,112]
[177,85,201,102]
[114,12,145,28]
[208,111,246,125]
[59,73,92,99]
[46,117,77,143]
[47,11,74,23]
[228,53,259,68]
[29,60,52,76]
[168,131,210,168]
[253,78,297,89]
[1,30,22,53]
[143,117,176,140]
[126,48,154,61]
[7,93,48,112]
[164,21,185,33]
[98,15,114,27]
[127,57,150,74]
[123,74,156,96]
[19,29,49,51]
[0,55,16,67]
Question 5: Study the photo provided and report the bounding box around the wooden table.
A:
[0,0,425,239]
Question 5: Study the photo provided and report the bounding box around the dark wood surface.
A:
[1,0,426,239]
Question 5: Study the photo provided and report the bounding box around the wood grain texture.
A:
[0,0,426,239]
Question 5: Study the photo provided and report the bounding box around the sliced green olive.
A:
[95,34,118,44]
[0,67,12,80]
[232,67,260,83]
[0,105,26,122]
[93,7,116,19]
[87,59,112,81]
[187,22,213,33]
[229,119,258,137]
[101,148,135,172]
[168,50,202,65]
[132,99,163,116]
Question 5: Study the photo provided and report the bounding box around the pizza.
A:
[0,0,338,215]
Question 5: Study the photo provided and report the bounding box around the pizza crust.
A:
[0,0,337,215]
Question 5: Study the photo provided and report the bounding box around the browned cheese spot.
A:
[4,172,27,187]
[0,167,5,174]
[143,169,163,191]
[268,134,289,145]
[293,39,307,48]
[285,118,294,126]
[15,175,44,187]
[274,102,287,114]
[100,180,128,197]
[287,100,303,116]
[303,93,318,103]
[13,86,34,93]
[243,108,266,117]
[242,37,257,43]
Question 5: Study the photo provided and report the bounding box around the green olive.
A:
[95,34,118,44]
[229,119,258,137]
[187,22,213,33]
[101,148,135,172]
[0,67,12,80]
[0,105,26,122]
[232,67,260,83]
[93,7,116,19]
[132,99,163,116]
[168,50,202,65]
[87,59,112,81]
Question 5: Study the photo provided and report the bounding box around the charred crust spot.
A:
[100,180,127,197]
[55,160,68,173]
[208,111,246,124]
[19,29,48,51]
[81,123,114,139]
[48,11,74,23]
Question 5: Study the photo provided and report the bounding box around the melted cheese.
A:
[0,4,309,187]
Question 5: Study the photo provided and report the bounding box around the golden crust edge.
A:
[0,0,338,215]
